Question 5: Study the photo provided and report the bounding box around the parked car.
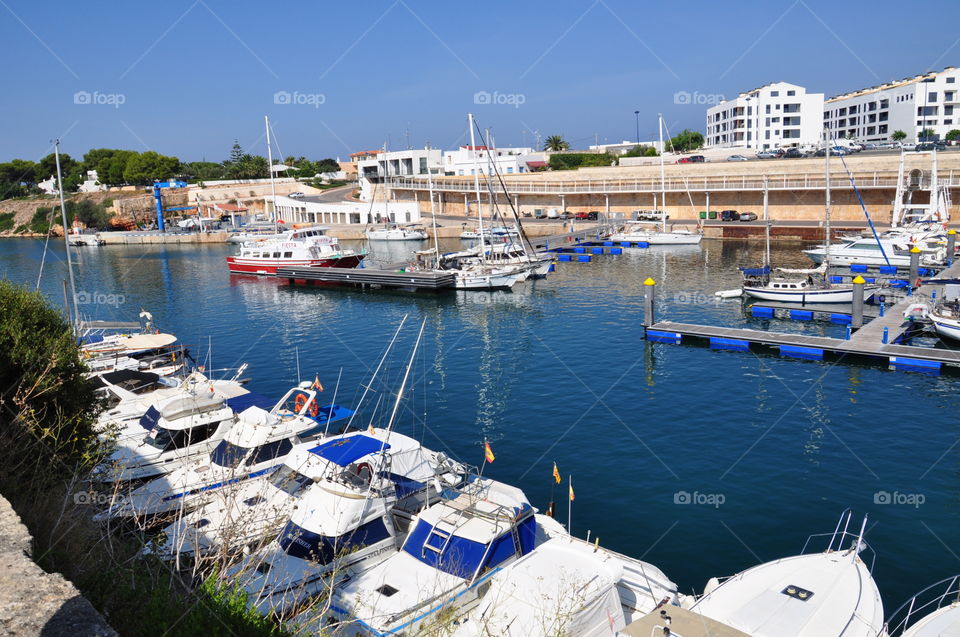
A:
[533,209,546,219]
[635,210,668,221]
[739,212,759,222]
[676,157,692,164]
[862,143,879,151]
[586,211,599,220]
[559,211,573,219]
[917,141,947,151]
[782,148,804,159]
[756,151,778,159]
[688,155,705,163]
[726,154,749,161]
[288,191,305,198]
[720,209,740,221]
[899,142,917,151]
[574,211,591,220]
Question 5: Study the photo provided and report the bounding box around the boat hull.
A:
[226,254,364,275]
[932,314,960,341]
[743,285,880,303]
[804,249,911,267]
[610,232,702,245]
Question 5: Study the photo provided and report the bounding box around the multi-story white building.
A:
[705,81,824,150]
[824,67,960,143]
[442,145,542,176]
[356,147,443,181]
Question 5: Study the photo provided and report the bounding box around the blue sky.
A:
[2,0,960,163]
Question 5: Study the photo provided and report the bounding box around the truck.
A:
[546,208,560,219]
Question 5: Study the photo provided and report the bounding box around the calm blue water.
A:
[2,236,958,610]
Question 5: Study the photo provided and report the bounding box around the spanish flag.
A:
[552,462,561,485]
[312,375,324,392]
[484,440,495,463]
[568,478,575,502]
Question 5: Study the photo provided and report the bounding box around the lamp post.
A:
[634,110,640,145]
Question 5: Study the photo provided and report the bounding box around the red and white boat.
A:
[226,226,365,275]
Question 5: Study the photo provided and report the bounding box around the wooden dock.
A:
[277,266,456,291]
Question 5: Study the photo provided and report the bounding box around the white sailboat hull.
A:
[932,313,960,341]
[743,285,880,303]
[805,248,911,267]
[610,231,703,245]
[455,270,521,289]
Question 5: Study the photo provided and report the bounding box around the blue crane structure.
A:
[151,180,192,231]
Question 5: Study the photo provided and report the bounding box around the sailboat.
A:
[741,145,880,304]
[610,114,702,246]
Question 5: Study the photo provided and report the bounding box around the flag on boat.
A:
[312,375,324,392]
[552,462,561,484]
[568,478,575,502]
[367,423,375,435]
[484,440,495,463]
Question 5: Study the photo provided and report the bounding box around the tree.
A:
[36,152,83,192]
[315,158,341,174]
[920,128,936,141]
[892,130,907,142]
[946,129,960,142]
[180,161,224,181]
[621,145,659,158]
[665,129,705,153]
[543,135,570,151]
[228,141,244,164]
[122,151,180,185]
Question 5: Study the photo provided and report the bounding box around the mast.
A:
[55,141,79,333]
[658,114,667,233]
[763,176,770,268]
[426,148,440,266]
[265,115,278,233]
[824,139,832,266]
[468,113,486,263]
[383,319,426,444]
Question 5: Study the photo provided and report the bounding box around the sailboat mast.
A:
[383,319,426,443]
[763,177,770,268]
[468,113,486,263]
[265,115,278,232]
[824,140,832,265]
[658,114,667,233]
[426,148,440,265]
[55,141,79,333]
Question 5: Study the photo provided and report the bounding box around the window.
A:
[770,90,779,97]
[765,105,771,114]
[787,90,795,96]
[929,92,938,102]
[272,252,280,258]
[269,466,313,496]
[247,438,293,466]
[946,119,953,125]
[880,99,889,108]
[946,92,956,102]
[283,252,292,258]
[949,77,957,84]
[419,157,427,173]
[211,441,247,468]
[946,105,954,115]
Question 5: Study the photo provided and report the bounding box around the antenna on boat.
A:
[853,513,868,561]
[382,318,426,444]
[54,140,79,334]
[344,314,409,431]
[265,115,278,234]
[322,368,343,437]
[295,346,301,384]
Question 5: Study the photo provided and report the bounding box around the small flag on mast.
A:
[568,478,575,502]
[552,462,561,484]
[311,375,324,392]
[484,440,495,463]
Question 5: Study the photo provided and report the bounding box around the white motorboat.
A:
[610,220,703,245]
[94,383,352,523]
[804,237,916,267]
[215,429,468,614]
[226,226,365,275]
[306,477,540,636]
[450,532,678,636]
[885,574,960,637]
[366,224,428,241]
[68,230,105,246]
[740,265,881,304]
[677,511,884,637]
[453,264,525,289]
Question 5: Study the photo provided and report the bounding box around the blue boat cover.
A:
[739,265,771,276]
[309,434,390,466]
[79,334,105,346]
[225,392,275,412]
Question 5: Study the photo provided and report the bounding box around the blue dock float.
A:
[889,356,942,375]
[751,306,775,318]
[603,241,614,246]
[831,313,852,325]
[577,254,592,262]
[610,247,623,255]
[779,345,825,360]
[591,247,604,255]
[620,241,631,247]
[646,329,681,344]
[558,254,571,262]
[850,264,869,273]
[710,337,750,351]
[879,265,898,275]
[548,263,556,272]
[789,310,813,321]
[574,247,586,253]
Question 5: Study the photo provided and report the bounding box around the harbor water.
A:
[2,236,957,608]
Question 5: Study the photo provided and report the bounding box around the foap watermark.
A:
[274,90,325,108]
[73,490,118,506]
[673,290,721,306]
[473,90,526,109]
[874,490,925,508]
[76,290,125,308]
[674,490,725,508]
[73,90,126,109]
[673,90,725,106]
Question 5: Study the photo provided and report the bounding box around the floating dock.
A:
[277,266,456,291]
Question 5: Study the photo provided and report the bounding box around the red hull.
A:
[226,254,365,275]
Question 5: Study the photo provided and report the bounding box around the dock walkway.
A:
[277,266,456,290]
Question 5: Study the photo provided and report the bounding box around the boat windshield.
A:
[211,440,249,468]
[277,517,390,564]
[268,465,314,496]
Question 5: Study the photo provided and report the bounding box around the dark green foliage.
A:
[0,212,14,231]
[664,129,704,152]
[67,199,113,229]
[548,153,614,170]
[30,207,55,234]
[621,145,659,158]
[946,129,960,141]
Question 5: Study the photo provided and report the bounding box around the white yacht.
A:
[671,512,884,637]
[804,237,916,267]
[740,265,881,303]
[303,477,540,636]
[94,383,351,523]
[611,220,703,245]
[366,224,428,241]
[885,575,960,636]
[450,532,678,636]
[216,429,468,615]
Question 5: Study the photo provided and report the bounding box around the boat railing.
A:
[801,510,876,573]
[883,574,960,636]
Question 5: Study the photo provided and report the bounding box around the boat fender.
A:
[703,576,721,596]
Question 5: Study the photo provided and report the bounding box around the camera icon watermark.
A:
[73,91,126,109]
[274,90,325,108]
[76,290,125,307]
[473,90,526,109]
[673,90,725,106]
[674,490,725,508]
[673,290,720,306]
[874,490,925,508]
[73,490,118,506]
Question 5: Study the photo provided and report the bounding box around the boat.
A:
[213,430,469,614]
[804,237,916,267]
[94,382,354,523]
[929,299,960,341]
[439,243,553,280]
[884,574,960,636]
[664,511,884,637]
[366,224,428,241]
[609,114,702,246]
[459,225,519,240]
[68,229,105,246]
[450,532,678,636]
[225,226,365,275]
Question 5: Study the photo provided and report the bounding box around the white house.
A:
[442,145,543,176]
[824,67,960,143]
[78,170,106,193]
[705,81,824,150]
[273,194,420,226]
[356,148,443,180]
[587,140,664,155]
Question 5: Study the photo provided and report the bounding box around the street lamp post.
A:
[634,110,640,145]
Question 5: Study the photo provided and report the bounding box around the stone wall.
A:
[0,495,115,636]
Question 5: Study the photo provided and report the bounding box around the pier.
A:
[278,266,457,291]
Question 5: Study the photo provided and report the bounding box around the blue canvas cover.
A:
[225,392,275,412]
[739,265,771,276]
[308,434,390,467]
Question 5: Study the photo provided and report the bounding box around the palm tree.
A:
[543,135,570,151]
[891,130,907,142]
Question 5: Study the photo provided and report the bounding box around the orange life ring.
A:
[294,393,307,412]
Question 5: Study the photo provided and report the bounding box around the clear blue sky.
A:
[2,0,959,163]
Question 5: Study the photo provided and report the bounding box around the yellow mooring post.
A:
[851,275,865,329]
[643,277,656,328]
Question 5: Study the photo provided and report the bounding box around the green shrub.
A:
[30,206,55,234]
[0,212,14,231]
[548,153,615,170]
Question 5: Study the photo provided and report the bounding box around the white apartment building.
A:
[824,67,960,143]
[356,148,443,181]
[705,81,824,150]
[273,194,420,225]
[587,140,664,155]
[442,145,542,176]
